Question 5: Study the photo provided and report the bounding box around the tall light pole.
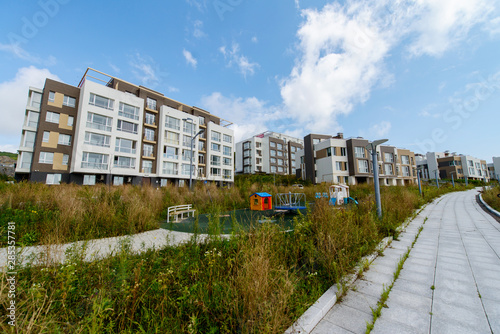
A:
[450,171,455,188]
[434,169,439,189]
[366,139,388,219]
[416,166,423,197]
[183,117,204,191]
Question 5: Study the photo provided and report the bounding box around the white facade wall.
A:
[206,122,234,183]
[461,155,488,180]
[493,157,500,181]
[72,80,144,177]
[314,138,349,184]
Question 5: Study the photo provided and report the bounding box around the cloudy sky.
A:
[1,0,499,160]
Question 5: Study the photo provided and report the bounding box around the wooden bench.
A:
[167,204,196,223]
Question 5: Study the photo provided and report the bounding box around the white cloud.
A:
[368,121,392,138]
[0,42,56,66]
[185,0,207,12]
[0,144,18,153]
[0,66,60,142]
[219,43,259,78]
[193,20,206,39]
[183,49,198,69]
[129,53,159,87]
[200,92,285,142]
[251,36,258,43]
[109,63,120,74]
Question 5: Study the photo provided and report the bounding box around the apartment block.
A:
[416,151,489,182]
[492,157,500,181]
[15,68,234,186]
[296,133,417,185]
[235,131,303,175]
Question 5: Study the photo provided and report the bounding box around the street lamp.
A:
[183,117,204,190]
[366,139,388,219]
[450,171,455,188]
[416,166,423,196]
[433,169,439,189]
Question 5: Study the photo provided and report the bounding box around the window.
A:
[180,164,192,176]
[244,166,251,173]
[183,120,194,134]
[164,146,179,159]
[42,131,50,143]
[223,134,232,143]
[182,149,192,162]
[160,179,168,187]
[211,131,221,142]
[223,157,231,166]
[48,91,55,103]
[277,151,283,157]
[114,156,136,169]
[145,113,155,125]
[355,147,365,158]
[211,155,221,166]
[402,166,410,176]
[198,154,205,164]
[278,167,284,173]
[183,135,192,148]
[313,138,321,145]
[83,175,96,186]
[113,176,124,186]
[243,142,250,150]
[23,131,36,148]
[340,147,347,156]
[468,161,474,167]
[165,116,180,130]
[39,152,54,164]
[223,146,231,156]
[271,166,277,173]
[144,128,155,141]
[270,150,276,156]
[85,132,111,147]
[87,112,112,132]
[198,141,205,151]
[277,143,283,150]
[89,93,114,110]
[475,162,480,169]
[327,147,332,157]
[384,164,393,175]
[482,164,486,170]
[20,152,32,169]
[469,167,475,175]
[117,120,138,134]
[165,131,180,145]
[243,150,251,158]
[336,161,343,171]
[223,169,232,179]
[270,142,276,148]
[119,102,139,120]
[199,116,205,126]
[67,116,74,127]
[291,146,296,153]
[291,153,296,160]
[163,162,178,175]
[58,134,72,146]
[278,158,284,165]
[46,111,60,124]
[142,161,153,174]
[46,174,61,185]
[27,111,39,128]
[358,160,369,173]
[270,157,276,164]
[244,157,251,165]
[401,155,410,165]
[384,153,394,163]
[63,95,76,107]
[146,97,157,110]
[211,168,221,176]
[30,92,42,108]
[82,152,108,170]
[115,138,136,154]
[211,143,220,152]
[143,144,154,157]
[62,154,69,166]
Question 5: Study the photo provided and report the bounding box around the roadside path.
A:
[311,188,500,334]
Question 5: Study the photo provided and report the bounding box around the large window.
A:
[146,97,157,110]
[42,131,50,143]
[277,143,283,150]
[164,146,179,159]
[270,150,276,156]
[243,142,250,150]
[83,175,96,186]
[278,158,284,165]
[23,131,36,148]
[223,169,232,179]
[58,134,72,146]
[117,120,138,134]
[143,144,154,157]
[182,164,192,176]
[211,131,221,142]
[183,120,194,134]
[211,155,221,166]
[85,132,111,147]
[165,116,180,130]
[27,111,39,128]
[223,146,231,156]
[401,155,410,165]
[39,152,54,164]
[119,102,139,120]
[68,116,74,127]
[87,112,112,132]
[277,151,283,157]
[20,152,32,169]
[114,156,136,169]
[46,174,62,185]
[82,152,108,170]
[198,141,205,151]
[63,95,76,107]
[340,147,347,156]
[144,128,155,141]
[46,111,60,124]
[336,161,343,171]
[115,138,136,154]
[384,164,393,175]
[30,92,42,108]
[48,91,55,102]
[270,142,276,148]
[165,131,180,145]
[163,162,178,175]
[402,166,410,176]
[223,157,232,166]
[354,147,365,158]
[358,160,369,173]
[223,134,232,143]
[270,157,276,164]
[183,135,192,148]
[211,143,220,152]
[62,154,69,166]
[182,149,192,162]
[384,153,394,163]
[89,93,114,110]
[211,168,221,176]
[142,161,153,174]
[145,113,155,125]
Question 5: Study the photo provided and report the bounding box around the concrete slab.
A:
[431,300,490,332]
[321,305,372,334]
[371,318,422,334]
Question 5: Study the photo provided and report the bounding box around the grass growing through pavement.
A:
[0,180,474,333]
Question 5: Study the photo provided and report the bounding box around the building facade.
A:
[15,68,234,186]
[235,131,303,175]
[416,152,489,182]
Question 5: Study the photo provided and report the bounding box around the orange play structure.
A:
[249,192,273,211]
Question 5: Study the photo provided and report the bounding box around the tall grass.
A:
[482,184,500,211]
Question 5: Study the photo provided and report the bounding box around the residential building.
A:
[235,131,303,175]
[492,157,500,181]
[461,155,489,181]
[416,151,489,182]
[15,68,234,186]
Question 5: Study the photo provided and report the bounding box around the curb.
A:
[284,236,393,334]
[478,193,500,218]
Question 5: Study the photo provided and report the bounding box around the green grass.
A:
[0,151,17,159]
[482,185,500,212]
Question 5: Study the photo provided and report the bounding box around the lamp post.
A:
[416,166,423,196]
[183,117,204,191]
[366,139,388,219]
[434,169,439,189]
[450,171,455,188]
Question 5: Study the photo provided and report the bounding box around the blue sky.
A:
[1,0,500,161]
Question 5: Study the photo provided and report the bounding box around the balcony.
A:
[82,162,108,170]
[163,168,178,175]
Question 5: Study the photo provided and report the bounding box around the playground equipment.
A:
[275,192,307,211]
[329,185,358,206]
[249,192,273,211]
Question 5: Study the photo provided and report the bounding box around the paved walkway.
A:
[312,188,500,334]
[0,229,214,268]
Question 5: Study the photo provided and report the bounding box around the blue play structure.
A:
[275,192,307,211]
[329,185,358,206]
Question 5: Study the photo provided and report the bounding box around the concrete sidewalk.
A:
[311,188,500,334]
[0,228,213,268]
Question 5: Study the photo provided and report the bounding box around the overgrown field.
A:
[482,184,500,211]
[0,179,474,333]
